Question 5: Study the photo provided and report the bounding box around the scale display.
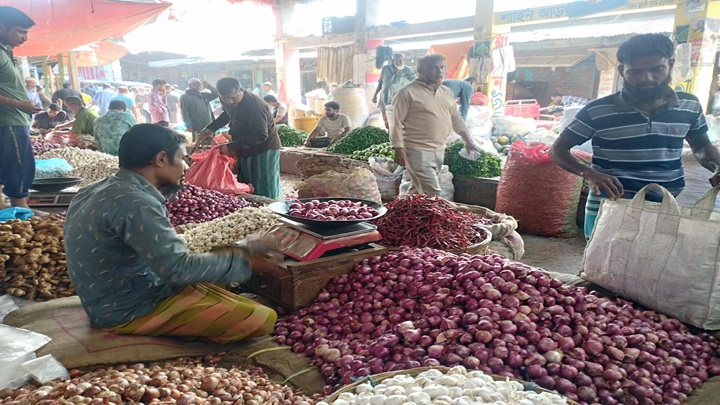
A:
[263,219,381,261]
[27,191,77,207]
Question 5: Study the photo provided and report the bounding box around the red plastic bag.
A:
[185,146,254,195]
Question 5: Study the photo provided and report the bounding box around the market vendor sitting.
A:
[93,100,136,156]
[52,96,98,137]
[263,95,289,125]
[304,101,352,148]
[64,124,278,343]
[31,103,69,135]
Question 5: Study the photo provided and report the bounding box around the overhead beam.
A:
[288,16,474,49]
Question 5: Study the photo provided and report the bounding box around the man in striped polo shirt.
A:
[550,34,720,240]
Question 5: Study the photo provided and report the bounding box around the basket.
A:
[324,366,580,404]
[381,226,492,256]
[449,201,518,240]
[444,225,492,255]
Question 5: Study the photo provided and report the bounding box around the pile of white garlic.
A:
[179,207,279,253]
[38,147,119,186]
[318,366,568,405]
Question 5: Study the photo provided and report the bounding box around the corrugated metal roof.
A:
[510,14,674,43]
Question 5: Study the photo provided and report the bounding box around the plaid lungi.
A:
[107,283,276,344]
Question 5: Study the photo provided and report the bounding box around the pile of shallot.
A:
[165,184,255,227]
[275,248,720,404]
[0,358,315,405]
[287,200,380,221]
[31,137,65,156]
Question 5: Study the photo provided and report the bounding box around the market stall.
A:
[5,119,720,405]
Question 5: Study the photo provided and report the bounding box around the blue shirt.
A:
[560,89,708,199]
[111,93,137,120]
[64,169,252,328]
[91,88,117,115]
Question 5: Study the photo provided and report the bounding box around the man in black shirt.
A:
[51,82,81,115]
[32,103,69,134]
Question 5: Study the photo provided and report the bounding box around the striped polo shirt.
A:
[559,89,708,201]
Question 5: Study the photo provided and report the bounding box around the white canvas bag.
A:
[582,184,720,329]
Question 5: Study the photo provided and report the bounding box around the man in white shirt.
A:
[304,101,352,147]
[392,54,479,195]
[263,95,288,125]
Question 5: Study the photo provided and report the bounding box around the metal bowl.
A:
[267,197,387,228]
[31,177,83,193]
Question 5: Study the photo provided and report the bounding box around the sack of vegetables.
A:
[326,126,389,155]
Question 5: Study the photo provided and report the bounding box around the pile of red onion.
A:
[288,199,380,221]
[31,137,65,156]
[165,183,255,227]
[275,248,720,404]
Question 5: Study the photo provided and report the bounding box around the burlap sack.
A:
[3,297,229,368]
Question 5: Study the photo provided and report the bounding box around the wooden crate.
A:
[249,244,387,310]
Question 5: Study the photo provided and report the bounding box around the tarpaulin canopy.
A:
[51,41,130,67]
[2,0,170,57]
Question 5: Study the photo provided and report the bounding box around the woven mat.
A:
[3,296,234,369]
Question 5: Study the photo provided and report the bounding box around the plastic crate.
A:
[504,99,540,119]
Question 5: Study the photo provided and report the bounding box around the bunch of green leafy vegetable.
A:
[326,126,389,154]
[277,125,308,147]
[444,141,503,178]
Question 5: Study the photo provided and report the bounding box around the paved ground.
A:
[520,234,586,275]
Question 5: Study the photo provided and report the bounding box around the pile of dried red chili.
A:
[371,194,494,250]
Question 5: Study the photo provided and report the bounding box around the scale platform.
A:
[27,188,78,207]
[263,218,382,261]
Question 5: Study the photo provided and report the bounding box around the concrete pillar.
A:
[273,4,302,106]
[475,0,510,115]
[56,54,65,88]
[673,0,720,110]
[352,0,368,84]
[67,51,80,90]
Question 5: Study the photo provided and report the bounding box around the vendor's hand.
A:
[372,95,378,104]
[394,147,408,167]
[464,141,481,155]
[16,100,43,115]
[197,129,213,144]
[236,239,282,264]
[583,170,624,199]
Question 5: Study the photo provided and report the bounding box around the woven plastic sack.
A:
[369,157,404,200]
[185,146,253,195]
[297,168,382,204]
[34,158,73,179]
[582,185,720,330]
[495,141,590,237]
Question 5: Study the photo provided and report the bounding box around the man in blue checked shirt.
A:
[550,34,720,240]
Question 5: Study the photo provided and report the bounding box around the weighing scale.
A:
[263,218,382,261]
[27,188,79,207]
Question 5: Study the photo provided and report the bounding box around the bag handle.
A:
[628,183,680,216]
[689,186,720,218]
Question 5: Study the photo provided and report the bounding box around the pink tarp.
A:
[1,0,170,57]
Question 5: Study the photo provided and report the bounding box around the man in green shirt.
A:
[54,96,99,136]
[0,7,41,209]
[93,100,136,156]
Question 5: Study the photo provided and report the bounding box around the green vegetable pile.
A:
[277,125,308,147]
[326,126,389,155]
[350,142,395,161]
[444,141,503,178]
